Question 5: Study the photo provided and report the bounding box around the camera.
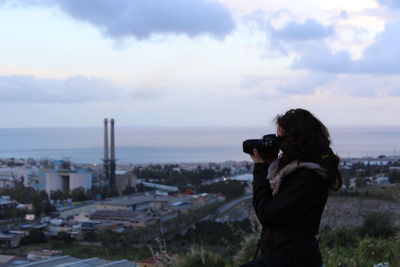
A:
[242,134,281,158]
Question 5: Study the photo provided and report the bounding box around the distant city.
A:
[0,120,399,266]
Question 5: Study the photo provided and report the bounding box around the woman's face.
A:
[276,125,284,137]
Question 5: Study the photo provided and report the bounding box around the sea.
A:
[0,126,399,164]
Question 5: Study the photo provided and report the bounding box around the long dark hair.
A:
[275,108,342,192]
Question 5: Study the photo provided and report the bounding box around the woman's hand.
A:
[250,148,278,164]
[250,148,264,163]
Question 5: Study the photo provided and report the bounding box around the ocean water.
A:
[0,126,399,164]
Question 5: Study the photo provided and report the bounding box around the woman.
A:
[243,108,342,267]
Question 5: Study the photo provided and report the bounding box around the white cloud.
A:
[293,22,400,74]
[323,74,400,97]
[378,0,400,9]
[270,19,334,41]
[293,44,353,73]
[0,74,168,103]
[240,73,335,97]
[0,0,235,40]
[0,75,119,103]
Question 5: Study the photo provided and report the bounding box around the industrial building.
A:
[0,168,36,188]
[115,170,136,194]
[0,196,17,212]
[38,169,92,195]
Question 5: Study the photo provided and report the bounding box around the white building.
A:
[43,170,92,195]
[0,167,39,188]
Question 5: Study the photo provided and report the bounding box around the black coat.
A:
[248,162,328,267]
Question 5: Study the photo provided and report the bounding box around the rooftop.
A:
[16,256,135,267]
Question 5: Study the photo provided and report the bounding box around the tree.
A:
[0,207,26,220]
[32,193,44,217]
[122,186,136,195]
[389,171,400,183]
[21,229,46,244]
[361,212,395,238]
[136,183,151,193]
[199,169,216,180]
[50,190,70,201]
[355,177,366,188]
[70,187,89,202]
[342,175,351,188]
[196,181,245,199]
[56,232,74,244]
[32,191,55,216]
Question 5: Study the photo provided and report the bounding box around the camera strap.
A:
[253,238,261,259]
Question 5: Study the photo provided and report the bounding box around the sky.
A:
[0,0,399,128]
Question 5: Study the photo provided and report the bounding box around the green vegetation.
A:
[0,207,26,220]
[175,247,226,267]
[92,200,228,245]
[59,244,152,261]
[196,181,245,200]
[389,171,400,183]
[318,212,399,266]
[170,220,253,255]
[174,212,400,267]
[133,164,231,187]
[320,233,400,266]
[50,186,119,202]
[0,186,56,216]
[331,186,400,202]
[10,211,400,266]
[21,229,46,245]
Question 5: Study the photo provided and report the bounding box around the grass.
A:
[332,185,400,202]
[58,244,152,261]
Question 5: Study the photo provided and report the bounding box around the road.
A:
[216,194,252,215]
[199,194,252,222]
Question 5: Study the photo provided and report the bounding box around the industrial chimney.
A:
[109,118,116,189]
[103,118,110,181]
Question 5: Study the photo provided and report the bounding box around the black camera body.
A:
[242,134,281,158]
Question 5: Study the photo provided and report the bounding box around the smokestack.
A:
[103,119,110,181]
[104,118,109,161]
[110,119,115,162]
[109,118,116,189]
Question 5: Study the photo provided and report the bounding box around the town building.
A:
[0,235,20,248]
[115,170,137,194]
[38,169,92,195]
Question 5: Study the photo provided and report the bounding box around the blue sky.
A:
[0,0,399,127]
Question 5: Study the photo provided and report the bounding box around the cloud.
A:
[0,75,120,103]
[353,23,400,74]
[250,11,400,75]
[378,0,400,9]
[323,74,400,97]
[278,73,335,94]
[129,88,167,100]
[293,44,353,73]
[241,71,400,98]
[240,73,335,98]
[270,19,334,42]
[1,0,235,40]
[0,75,170,103]
[293,22,400,74]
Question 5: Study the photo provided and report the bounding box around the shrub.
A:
[356,237,392,262]
[319,226,360,248]
[360,212,395,238]
[233,234,258,266]
[21,229,46,245]
[175,247,225,267]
